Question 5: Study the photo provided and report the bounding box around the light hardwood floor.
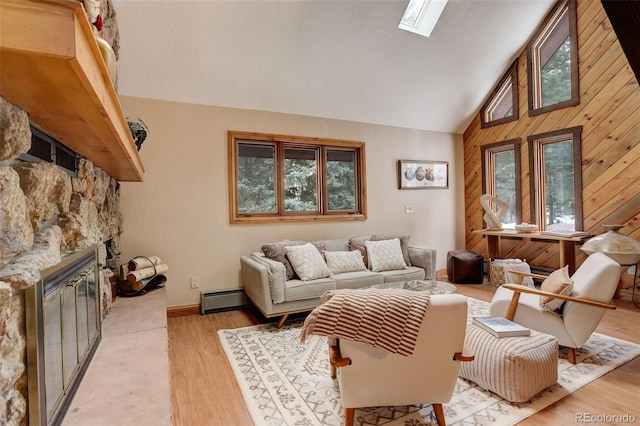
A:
[167,283,640,425]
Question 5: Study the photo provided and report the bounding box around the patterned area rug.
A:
[218,297,640,426]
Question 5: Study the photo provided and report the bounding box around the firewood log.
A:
[119,263,129,281]
[126,263,169,283]
[128,255,162,271]
[117,280,135,293]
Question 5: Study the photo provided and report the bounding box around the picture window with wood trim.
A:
[528,127,583,232]
[481,140,522,228]
[228,131,366,224]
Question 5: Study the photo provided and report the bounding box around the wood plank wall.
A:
[463,0,640,272]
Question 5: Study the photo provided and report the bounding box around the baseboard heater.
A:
[483,262,552,283]
[530,266,553,284]
[201,289,251,314]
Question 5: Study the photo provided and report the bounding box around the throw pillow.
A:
[261,240,306,280]
[348,242,369,269]
[371,234,411,266]
[324,250,367,274]
[285,243,332,281]
[539,265,573,312]
[365,238,407,272]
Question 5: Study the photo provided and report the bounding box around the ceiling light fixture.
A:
[399,0,449,38]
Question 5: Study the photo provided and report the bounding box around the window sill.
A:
[230,213,367,224]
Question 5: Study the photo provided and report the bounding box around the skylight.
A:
[399,0,448,37]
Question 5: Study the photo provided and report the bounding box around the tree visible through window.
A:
[527,0,578,115]
[528,127,583,231]
[481,140,522,228]
[540,30,571,106]
[541,140,574,229]
[284,148,318,212]
[238,143,276,214]
[327,150,357,211]
[229,132,366,224]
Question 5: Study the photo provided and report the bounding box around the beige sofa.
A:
[240,235,436,326]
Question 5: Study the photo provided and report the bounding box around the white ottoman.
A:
[459,324,558,402]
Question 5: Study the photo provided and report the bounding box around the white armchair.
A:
[489,252,621,364]
[329,294,473,426]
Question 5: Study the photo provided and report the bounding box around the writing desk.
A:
[472,229,591,274]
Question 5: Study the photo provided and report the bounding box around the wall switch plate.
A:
[405,205,415,214]
[190,276,200,289]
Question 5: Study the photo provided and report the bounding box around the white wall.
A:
[119,96,466,308]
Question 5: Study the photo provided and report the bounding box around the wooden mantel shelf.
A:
[0,0,144,182]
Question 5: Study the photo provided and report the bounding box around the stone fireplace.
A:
[0,0,137,422]
[0,96,123,425]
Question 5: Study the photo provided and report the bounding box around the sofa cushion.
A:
[261,240,306,280]
[285,243,332,281]
[334,270,384,290]
[285,277,336,302]
[380,266,426,283]
[371,234,411,266]
[325,250,367,274]
[365,238,407,272]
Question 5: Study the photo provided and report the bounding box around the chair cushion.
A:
[324,250,367,274]
[489,286,576,347]
[539,265,572,312]
[365,238,407,272]
[285,243,332,281]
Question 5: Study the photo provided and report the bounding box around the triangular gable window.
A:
[480,60,519,128]
[527,0,579,115]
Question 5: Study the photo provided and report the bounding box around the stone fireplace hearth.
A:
[0,96,123,425]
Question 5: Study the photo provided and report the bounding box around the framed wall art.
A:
[398,160,449,189]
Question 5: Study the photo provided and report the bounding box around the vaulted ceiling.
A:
[113,0,556,134]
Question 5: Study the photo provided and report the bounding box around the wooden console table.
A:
[472,229,591,274]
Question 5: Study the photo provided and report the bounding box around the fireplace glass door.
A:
[27,246,101,426]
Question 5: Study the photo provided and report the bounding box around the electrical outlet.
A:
[190,276,200,289]
[405,205,415,214]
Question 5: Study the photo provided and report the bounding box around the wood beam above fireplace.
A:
[0,0,144,182]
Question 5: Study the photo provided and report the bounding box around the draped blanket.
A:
[299,288,430,356]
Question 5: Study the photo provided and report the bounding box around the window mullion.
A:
[489,152,497,195]
[319,146,327,214]
[276,142,285,216]
[536,142,546,228]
